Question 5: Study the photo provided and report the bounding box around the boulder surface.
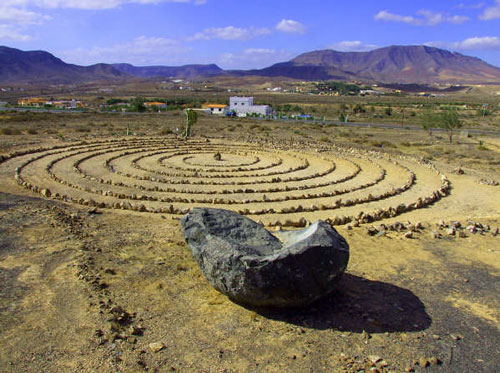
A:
[181,208,349,307]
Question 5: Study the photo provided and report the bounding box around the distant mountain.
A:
[2,44,500,85]
[0,46,126,84]
[111,63,223,79]
[245,45,500,84]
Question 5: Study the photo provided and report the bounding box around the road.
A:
[2,106,499,137]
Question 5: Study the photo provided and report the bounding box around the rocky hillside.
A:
[246,45,500,83]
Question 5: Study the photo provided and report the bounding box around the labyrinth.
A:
[0,137,451,227]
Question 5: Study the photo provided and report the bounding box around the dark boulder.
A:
[181,208,349,307]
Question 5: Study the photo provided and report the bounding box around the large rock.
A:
[181,208,349,307]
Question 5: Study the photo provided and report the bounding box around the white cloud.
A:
[454,2,484,9]
[374,9,469,26]
[480,0,500,19]
[275,19,306,34]
[28,0,201,10]
[218,48,294,69]
[188,26,271,41]
[0,25,32,41]
[425,36,500,50]
[0,0,203,12]
[59,36,192,65]
[0,2,49,25]
[329,41,379,52]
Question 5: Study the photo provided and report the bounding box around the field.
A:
[0,109,499,372]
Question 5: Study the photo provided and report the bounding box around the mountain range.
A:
[1,45,500,85]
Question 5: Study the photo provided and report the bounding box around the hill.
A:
[111,63,223,79]
[0,46,127,84]
[2,45,500,85]
[247,45,500,84]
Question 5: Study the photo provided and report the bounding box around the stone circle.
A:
[0,137,451,226]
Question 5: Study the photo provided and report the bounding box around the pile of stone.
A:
[433,220,498,238]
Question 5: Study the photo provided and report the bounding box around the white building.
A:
[229,97,271,117]
[202,104,228,115]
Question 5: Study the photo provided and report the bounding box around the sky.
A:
[1,0,500,69]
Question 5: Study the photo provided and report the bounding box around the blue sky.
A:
[1,0,500,69]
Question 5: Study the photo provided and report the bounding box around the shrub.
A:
[1,127,21,135]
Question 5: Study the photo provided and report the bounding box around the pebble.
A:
[431,231,441,239]
[368,355,382,364]
[149,342,165,353]
[446,228,456,236]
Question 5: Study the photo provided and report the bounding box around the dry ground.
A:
[0,113,499,372]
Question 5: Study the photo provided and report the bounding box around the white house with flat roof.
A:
[229,97,271,117]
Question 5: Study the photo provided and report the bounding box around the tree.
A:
[339,112,347,123]
[439,109,462,144]
[131,97,146,112]
[420,108,437,137]
[183,109,198,139]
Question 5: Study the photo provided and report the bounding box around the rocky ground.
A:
[0,120,499,372]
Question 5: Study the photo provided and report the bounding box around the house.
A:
[229,97,271,117]
[50,99,84,109]
[17,98,46,107]
[202,104,228,115]
[144,102,167,109]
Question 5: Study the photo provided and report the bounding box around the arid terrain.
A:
[0,111,499,372]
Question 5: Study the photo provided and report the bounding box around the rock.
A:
[41,188,51,198]
[404,231,413,239]
[446,228,456,236]
[181,208,349,307]
[454,167,464,175]
[213,152,222,161]
[419,358,430,367]
[493,228,499,237]
[149,342,165,353]
[368,355,382,364]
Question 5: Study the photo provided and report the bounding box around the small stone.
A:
[149,342,165,353]
[428,357,440,365]
[457,231,467,238]
[450,334,462,341]
[493,228,499,237]
[419,358,430,367]
[404,231,413,239]
[368,355,382,364]
[431,231,441,239]
[446,228,456,236]
[432,334,441,340]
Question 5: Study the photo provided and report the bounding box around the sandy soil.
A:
[0,124,499,372]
